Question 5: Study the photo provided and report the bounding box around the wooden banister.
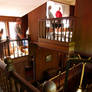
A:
[11,72,40,92]
[47,63,82,91]
[0,59,40,92]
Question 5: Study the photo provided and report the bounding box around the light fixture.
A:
[76,88,82,92]
[76,63,86,92]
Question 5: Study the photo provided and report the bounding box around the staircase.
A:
[0,58,40,92]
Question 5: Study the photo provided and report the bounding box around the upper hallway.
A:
[0,0,75,54]
[0,0,92,56]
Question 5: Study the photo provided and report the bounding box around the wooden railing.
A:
[39,17,76,42]
[0,58,40,92]
[45,63,81,92]
[0,35,31,60]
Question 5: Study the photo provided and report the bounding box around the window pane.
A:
[9,22,16,39]
[0,22,6,40]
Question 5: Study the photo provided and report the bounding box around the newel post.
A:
[4,57,14,72]
[4,57,15,92]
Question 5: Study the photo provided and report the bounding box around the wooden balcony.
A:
[38,17,76,53]
[38,38,75,54]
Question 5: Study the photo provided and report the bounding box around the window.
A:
[9,22,16,40]
[0,22,6,40]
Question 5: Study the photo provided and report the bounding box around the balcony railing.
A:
[39,17,76,42]
[0,35,31,60]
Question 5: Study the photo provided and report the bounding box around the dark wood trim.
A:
[70,5,75,16]
[0,16,20,22]
[37,38,75,53]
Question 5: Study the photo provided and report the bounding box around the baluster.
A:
[14,81,19,92]
[1,42,4,59]
[27,39,29,55]
[4,42,7,58]
[2,43,4,59]
[5,76,10,92]
[0,72,5,91]
[3,76,7,91]
[17,41,19,57]
[64,28,67,42]
[13,42,15,58]
[60,23,63,42]
[65,19,68,42]
[0,68,9,92]
[10,78,17,92]
[68,27,71,42]
[47,27,49,39]
[45,20,46,39]
[68,19,71,42]
[71,19,74,41]
[6,36,10,57]
[24,40,26,55]
[23,40,25,55]
[57,20,59,41]
[18,40,22,57]
[53,19,55,40]
[49,20,52,40]
[20,86,25,92]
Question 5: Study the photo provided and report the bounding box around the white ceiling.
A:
[0,0,48,17]
[0,0,75,17]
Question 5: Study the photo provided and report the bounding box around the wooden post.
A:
[4,57,15,92]
[6,36,10,57]
[4,57,14,72]
[28,35,31,65]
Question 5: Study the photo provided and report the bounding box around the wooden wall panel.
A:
[28,3,46,42]
[35,47,59,80]
[21,14,28,37]
[74,0,92,56]
[13,56,29,79]
[35,47,67,81]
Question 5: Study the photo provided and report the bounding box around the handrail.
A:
[49,63,81,82]
[40,16,76,21]
[39,63,81,92]
[11,71,40,92]
[9,38,28,42]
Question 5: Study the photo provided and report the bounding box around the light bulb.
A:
[76,88,82,92]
